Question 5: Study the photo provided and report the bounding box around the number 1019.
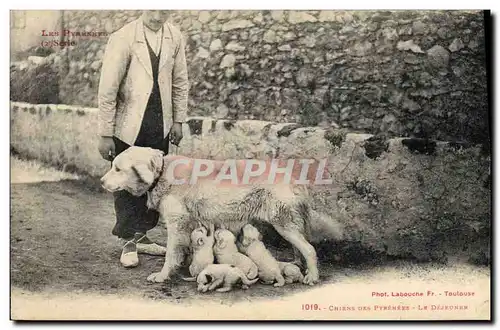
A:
[301,304,320,311]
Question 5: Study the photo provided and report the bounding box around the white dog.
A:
[101,147,344,285]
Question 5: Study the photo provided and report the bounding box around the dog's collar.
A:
[148,156,165,193]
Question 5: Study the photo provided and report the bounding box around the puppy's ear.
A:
[198,274,207,285]
[133,163,154,185]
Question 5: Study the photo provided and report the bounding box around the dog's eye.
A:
[115,167,121,172]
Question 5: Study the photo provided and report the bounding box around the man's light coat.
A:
[98,18,189,145]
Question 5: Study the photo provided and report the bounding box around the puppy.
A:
[279,262,304,284]
[238,224,285,287]
[182,222,215,281]
[213,228,258,280]
[196,264,259,293]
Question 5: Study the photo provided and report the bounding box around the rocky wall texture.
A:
[10,10,489,145]
[10,101,491,264]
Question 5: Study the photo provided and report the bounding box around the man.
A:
[97,10,189,268]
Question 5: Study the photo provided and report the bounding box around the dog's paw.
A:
[274,276,286,287]
[303,270,319,286]
[147,272,169,283]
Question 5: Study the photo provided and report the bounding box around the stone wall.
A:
[11,10,489,145]
[11,101,491,264]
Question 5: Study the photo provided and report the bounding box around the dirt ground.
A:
[9,156,491,320]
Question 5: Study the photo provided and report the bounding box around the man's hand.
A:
[98,136,116,161]
[169,122,184,146]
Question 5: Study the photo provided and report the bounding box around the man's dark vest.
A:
[134,30,164,149]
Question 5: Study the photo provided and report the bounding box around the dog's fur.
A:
[101,147,344,285]
[213,228,259,280]
[195,264,259,293]
[238,224,285,287]
[278,262,304,284]
[182,222,215,281]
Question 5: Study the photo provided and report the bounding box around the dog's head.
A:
[100,147,164,196]
[239,224,262,248]
[196,274,213,293]
[191,222,215,248]
[214,228,236,250]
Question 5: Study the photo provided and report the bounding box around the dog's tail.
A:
[181,276,197,282]
[247,264,259,280]
[308,209,344,242]
[241,275,259,286]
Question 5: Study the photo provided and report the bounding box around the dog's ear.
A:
[150,149,164,177]
[133,163,154,185]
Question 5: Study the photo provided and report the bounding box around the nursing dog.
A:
[100,146,343,286]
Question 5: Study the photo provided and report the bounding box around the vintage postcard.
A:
[10,9,491,321]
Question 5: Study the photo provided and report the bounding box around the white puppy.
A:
[213,228,258,280]
[183,222,215,281]
[196,264,259,293]
[238,224,285,287]
[279,262,304,284]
